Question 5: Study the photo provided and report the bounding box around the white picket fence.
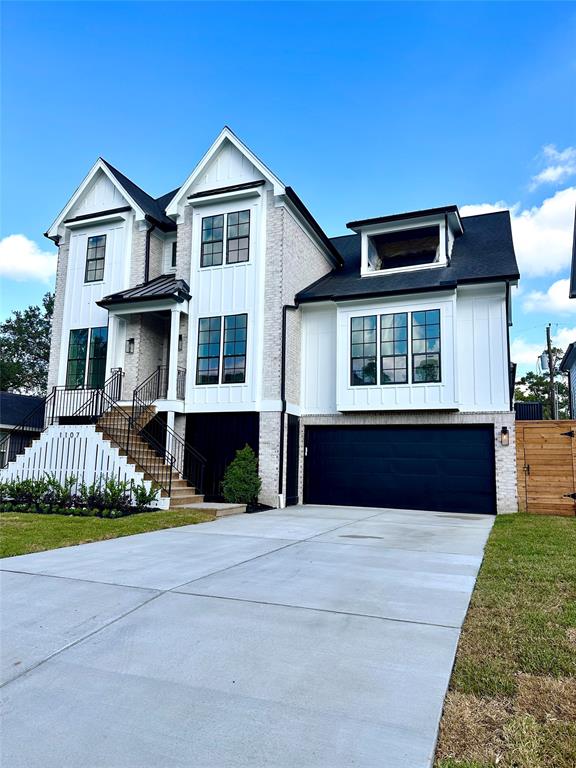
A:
[0,425,168,509]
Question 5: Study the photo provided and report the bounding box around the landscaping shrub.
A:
[0,474,159,517]
[221,444,262,505]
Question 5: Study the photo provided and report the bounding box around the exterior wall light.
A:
[500,426,510,447]
[126,338,135,354]
[178,334,183,351]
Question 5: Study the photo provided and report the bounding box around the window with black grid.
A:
[223,314,247,383]
[84,235,106,282]
[196,317,221,384]
[201,215,224,267]
[87,327,108,388]
[380,313,408,384]
[66,329,89,388]
[350,315,377,386]
[226,210,250,264]
[412,309,441,382]
[171,241,177,268]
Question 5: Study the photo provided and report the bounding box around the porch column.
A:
[166,410,175,457]
[167,307,181,400]
[105,313,121,378]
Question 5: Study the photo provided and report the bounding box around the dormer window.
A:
[367,226,440,271]
[347,206,464,278]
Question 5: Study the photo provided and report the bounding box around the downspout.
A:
[505,281,514,411]
[144,218,156,283]
[278,303,299,502]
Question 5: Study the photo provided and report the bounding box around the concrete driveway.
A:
[0,505,493,768]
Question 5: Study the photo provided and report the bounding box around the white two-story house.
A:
[4,128,520,514]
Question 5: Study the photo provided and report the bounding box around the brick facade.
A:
[258,192,334,506]
[47,237,69,391]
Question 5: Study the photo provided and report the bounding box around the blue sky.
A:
[1,1,575,374]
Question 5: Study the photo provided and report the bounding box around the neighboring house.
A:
[0,393,45,468]
[560,208,576,417]
[1,127,520,514]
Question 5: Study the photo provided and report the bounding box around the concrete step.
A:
[170,502,246,517]
[170,493,204,506]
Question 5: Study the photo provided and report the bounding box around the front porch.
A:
[98,273,192,406]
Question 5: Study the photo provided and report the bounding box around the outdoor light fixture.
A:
[178,334,183,351]
[500,426,510,447]
[126,338,135,354]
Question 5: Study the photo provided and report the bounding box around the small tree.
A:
[221,444,262,505]
[0,292,54,394]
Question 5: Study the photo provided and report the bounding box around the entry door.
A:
[520,423,576,515]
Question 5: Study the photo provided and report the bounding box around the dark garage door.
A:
[304,425,496,515]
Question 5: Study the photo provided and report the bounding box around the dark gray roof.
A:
[0,392,45,429]
[560,341,576,372]
[569,206,576,298]
[98,274,191,307]
[296,211,520,303]
[101,159,177,232]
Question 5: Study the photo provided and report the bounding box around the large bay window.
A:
[350,309,441,386]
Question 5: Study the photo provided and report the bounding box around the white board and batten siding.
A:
[0,425,167,509]
[300,284,510,415]
[57,215,132,385]
[184,142,269,412]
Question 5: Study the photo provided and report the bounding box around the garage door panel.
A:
[305,426,496,515]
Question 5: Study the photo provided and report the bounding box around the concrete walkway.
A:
[0,505,493,768]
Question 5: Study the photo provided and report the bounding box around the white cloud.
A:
[460,186,576,278]
[0,234,57,284]
[523,278,575,314]
[530,145,576,190]
[512,326,576,367]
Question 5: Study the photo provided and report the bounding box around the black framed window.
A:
[350,316,377,386]
[84,235,106,282]
[171,241,177,268]
[196,317,221,384]
[87,327,108,388]
[412,309,441,382]
[66,329,89,388]
[226,210,250,264]
[201,215,224,267]
[381,313,408,384]
[223,314,247,383]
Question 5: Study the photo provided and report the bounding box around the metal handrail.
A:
[73,388,177,496]
[0,369,123,469]
[140,414,207,493]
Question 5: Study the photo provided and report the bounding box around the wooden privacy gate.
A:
[516,421,576,516]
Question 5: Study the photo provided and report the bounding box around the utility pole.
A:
[546,323,557,419]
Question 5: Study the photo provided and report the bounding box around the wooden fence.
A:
[516,420,576,516]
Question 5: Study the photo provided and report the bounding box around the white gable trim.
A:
[46,158,147,239]
[165,127,285,217]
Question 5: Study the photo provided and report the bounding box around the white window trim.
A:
[359,218,449,278]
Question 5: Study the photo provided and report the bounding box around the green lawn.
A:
[435,513,576,768]
[0,508,215,558]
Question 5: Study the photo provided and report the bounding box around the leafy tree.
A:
[221,444,262,505]
[514,346,569,419]
[0,292,54,394]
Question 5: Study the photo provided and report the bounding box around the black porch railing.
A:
[176,368,186,400]
[0,369,123,469]
[140,414,206,494]
[73,388,177,497]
